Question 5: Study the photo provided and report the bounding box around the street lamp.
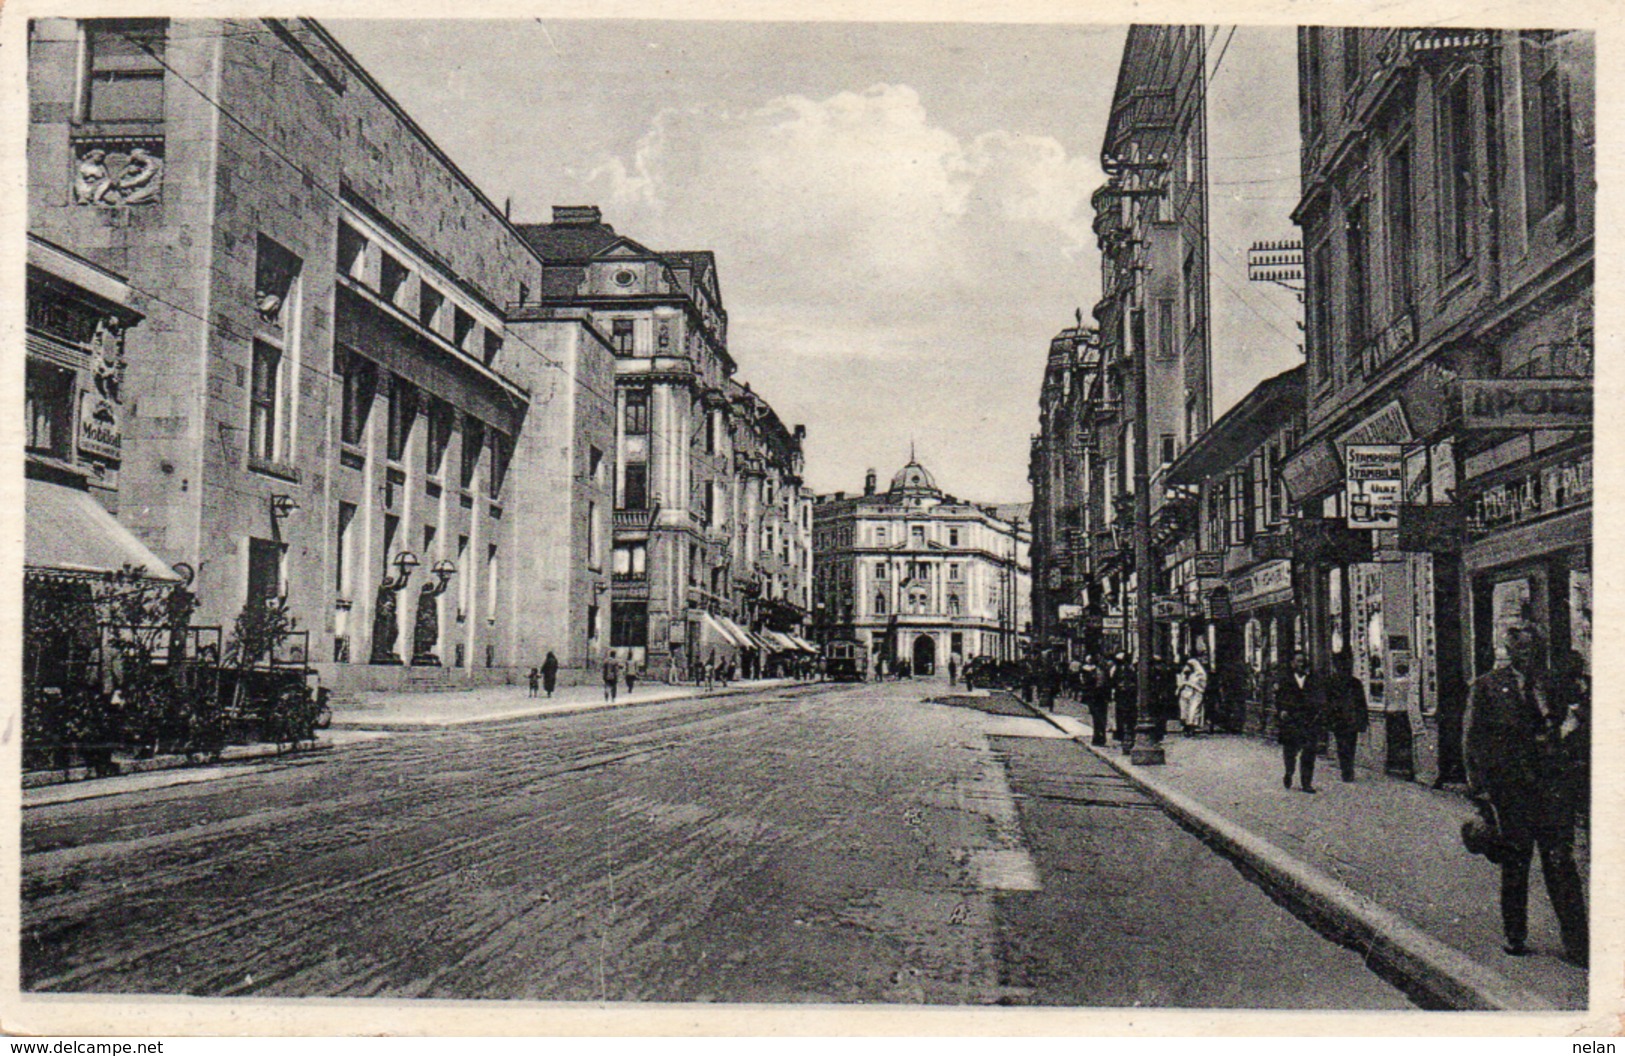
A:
[381,550,420,592]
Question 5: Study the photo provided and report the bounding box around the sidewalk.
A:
[1035,694,1588,1011]
[328,676,806,730]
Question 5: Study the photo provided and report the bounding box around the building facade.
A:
[813,460,1031,674]
[1081,24,1215,666]
[517,208,812,678]
[27,18,616,692]
[1286,28,1593,782]
[1162,367,1305,733]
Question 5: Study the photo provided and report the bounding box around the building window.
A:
[1345,201,1369,367]
[386,376,416,464]
[1303,28,1323,142]
[948,563,961,582]
[624,391,649,435]
[588,500,602,569]
[379,252,408,305]
[249,340,281,462]
[1227,470,1247,546]
[453,307,475,352]
[589,445,605,487]
[948,527,961,547]
[876,561,888,580]
[488,430,510,499]
[1182,251,1198,334]
[1521,32,1574,226]
[456,535,469,621]
[425,397,452,477]
[419,285,444,333]
[335,501,356,596]
[460,415,484,490]
[611,602,648,648]
[614,543,647,577]
[874,591,887,616]
[622,462,649,510]
[948,595,961,617]
[483,329,503,367]
[1385,142,1415,316]
[246,537,286,609]
[25,360,74,460]
[703,481,716,526]
[486,543,499,621]
[587,603,599,641]
[911,526,925,548]
[337,222,367,280]
[612,319,634,355]
[1308,241,1332,388]
[1437,75,1475,271]
[1160,433,1176,466]
[1157,299,1175,360]
[82,20,166,124]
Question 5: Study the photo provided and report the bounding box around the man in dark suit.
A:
[1464,622,1588,966]
[1274,650,1324,793]
[1325,649,1369,782]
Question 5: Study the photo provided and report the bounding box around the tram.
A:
[822,638,869,682]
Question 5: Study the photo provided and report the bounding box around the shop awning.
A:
[696,611,742,655]
[743,629,778,653]
[759,630,798,653]
[713,614,757,650]
[789,635,820,654]
[25,479,179,581]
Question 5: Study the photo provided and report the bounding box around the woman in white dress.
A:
[1178,652,1210,733]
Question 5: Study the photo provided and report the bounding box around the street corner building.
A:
[514,208,816,682]
[22,18,809,707]
[812,459,1031,676]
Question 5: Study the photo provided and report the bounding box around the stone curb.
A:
[1017,701,1556,1012]
[22,740,334,791]
[328,678,814,731]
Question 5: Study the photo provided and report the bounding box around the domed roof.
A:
[889,458,940,496]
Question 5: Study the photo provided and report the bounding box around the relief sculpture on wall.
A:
[73,143,164,207]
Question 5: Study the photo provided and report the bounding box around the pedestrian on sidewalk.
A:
[1274,651,1324,793]
[948,654,959,687]
[1178,650,1209,733]
[1464,621,1588,966]
[1079,654,1108,746]
[541,651,559,698]
[624,658,639,696]
[1325,650,1369,781]
[602,653,621,702]
[1109,652,1136,746]
[527,667,540,699]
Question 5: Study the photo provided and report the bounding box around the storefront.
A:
[1226,557,1297,735]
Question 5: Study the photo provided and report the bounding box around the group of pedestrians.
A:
[525,652,559,699]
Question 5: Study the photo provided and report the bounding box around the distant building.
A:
[813,458,1030,673]
[517,207,812,678]
[27,18,615,690]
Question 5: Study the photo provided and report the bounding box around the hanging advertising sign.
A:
[1466,453,1592,537]
[1194,552,1226,579]
[1152,596,1187,621]
[1204,588,1233,620]
[1345,445,1403,530]
[1229,559,1294,613]
[1460,379,1592,431]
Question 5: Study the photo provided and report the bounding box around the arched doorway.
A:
[912,634,936,675]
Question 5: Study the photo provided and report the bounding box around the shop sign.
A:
[1057,604,1083,621]
[1345,445,1403,530]
[1460,379,1592,432]
[1250,532,1292,561]
[77,318,124,463]
[1194,551,1226,579]
[1398,505,1464,552]
[1204,589,1233,620]
[1467,453,1592,537]
[1336,400,1412,448]
[1152,596,1187,621]
[1281,440,1340,502]
[1229,559,1293,612]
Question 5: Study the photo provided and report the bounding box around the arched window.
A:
[874,591,887,616]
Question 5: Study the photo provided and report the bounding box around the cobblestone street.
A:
[24,681,1409,1007]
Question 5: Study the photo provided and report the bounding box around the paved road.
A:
[22,679,1411,1007]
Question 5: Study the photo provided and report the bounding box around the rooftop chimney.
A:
[864,468,877,496]
[551,205,603,226]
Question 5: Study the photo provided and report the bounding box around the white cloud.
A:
[586,84,1103,342]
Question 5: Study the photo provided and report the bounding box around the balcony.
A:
[614,507,658,531]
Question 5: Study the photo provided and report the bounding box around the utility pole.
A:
[1130,305,1163,765]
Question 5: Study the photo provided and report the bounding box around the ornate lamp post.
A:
[370,550,419,665]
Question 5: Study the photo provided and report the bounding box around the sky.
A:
[329,20,1303,505]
